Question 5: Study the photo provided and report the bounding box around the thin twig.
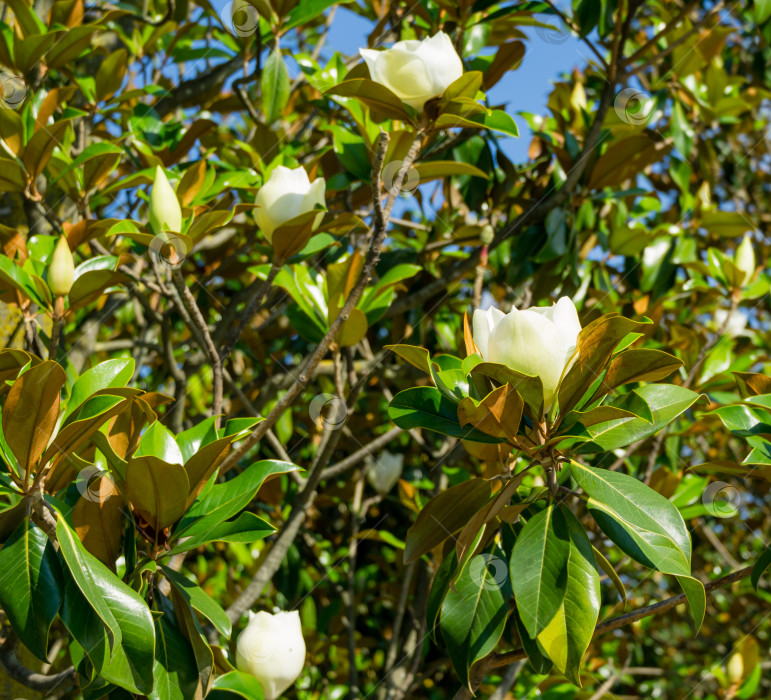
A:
[172,268,223,424]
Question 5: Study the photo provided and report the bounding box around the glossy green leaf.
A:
[440,545,510,688]
[209,670,266,699]
[388,387,506,444]
[149,600,200,700]
[511,504,570,639]
[535,506,600,686]
[0,518,62,660]
[64,358,135,422]
[57,518,155,693]
[176,459,299,539]
[168,512,275,554]
[261,48,290,124]
[751,543,771,589]
[564,384,702,452]
[161,565,232,638]
[572,462,696,588]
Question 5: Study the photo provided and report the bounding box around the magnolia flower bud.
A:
[727,651,744,685]
[148,165,182,234]
[236,610,305,700]
[734,235,755,286]
[367,451,404,495]
[255,166,326,243]
[480,225,494,246]
[472,297,582,411]
[360,32,463,112]
[48,236,75,297]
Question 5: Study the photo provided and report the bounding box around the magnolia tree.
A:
[0,0,770,698]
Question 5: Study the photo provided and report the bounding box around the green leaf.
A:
[136,420,184,464]
[261,48,290,124]
[426,551,457,643]
[516,616,552,675]
[535,506,600,686]
[571,462,694,578]
[175,459,299,539]
[168,512,275,555]
[751,543,771,589]
[592,545,626,606]
[64,358,135,422]
[511,504,570,639]
[0,518,62,660]
[563,384,702,452]
[325,78,412,121]
[675,574,706,632]
[149,599,201,700]
[440,545,510,688]
[385,344,431,374]
[161,565,232,638]
[284,0,354,30]
[176,416,219,462]
[57,518,155,693]
[404,479,491,564]
[414,161,489,184]
[209,670,266,699]
[388,387,506,444]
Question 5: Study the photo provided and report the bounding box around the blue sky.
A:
[324,4,590,162]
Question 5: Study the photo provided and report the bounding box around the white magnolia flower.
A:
[714,308,747,338]
[734,235,756,286]
[148,166,182,234]
[367,451,404,495]
[472,297,582,411]
[48,236,75,297]
[255,165,326,243]
[360,32,463,111]
[236,610,306,700]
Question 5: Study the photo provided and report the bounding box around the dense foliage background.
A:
[0,0,770,698]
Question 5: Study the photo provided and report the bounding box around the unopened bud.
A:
[734,235,755,286]
[236,611,306,700]
[727,651,744,685]
[480,225,494,246]
[148,166,182,234]
[48,236,75,297]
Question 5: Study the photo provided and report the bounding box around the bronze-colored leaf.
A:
[72,477,124,570]
[734,372,771,398]
[587,133,671,190]
[591,348,683,401]
[183,437,232,509]
[3,360,66,473]
[126,455,189,534]
[404,479,491,564]
[458,384,523,441]
[557,314,648,419]
[470,362,544,421]
[455,473,524,566]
